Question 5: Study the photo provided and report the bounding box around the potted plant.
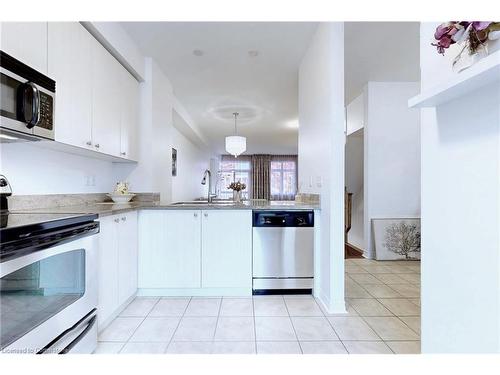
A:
[228,181,246,203]
[432,21,500,72]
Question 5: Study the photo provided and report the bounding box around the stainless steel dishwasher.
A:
[252,210,314,294]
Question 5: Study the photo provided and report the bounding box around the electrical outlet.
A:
[316,176,322,188]
[84,175,96,186]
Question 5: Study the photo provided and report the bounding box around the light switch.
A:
[316,176,322,188]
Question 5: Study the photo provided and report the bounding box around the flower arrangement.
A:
[432,21,500,56]
[114,181,130,195]
[228,181,246,192]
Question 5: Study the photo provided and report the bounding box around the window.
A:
[218,156,251,200]
[270,158,297,200]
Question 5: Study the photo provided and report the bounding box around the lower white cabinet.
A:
[138,209,252,294]
[97,211,138,329]
[118,211,138,305]
[139,210,201,289]
[201,210,252,289]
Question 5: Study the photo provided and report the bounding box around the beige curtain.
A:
[251,155,271,200]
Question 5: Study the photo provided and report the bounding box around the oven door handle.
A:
[37,308,97,354]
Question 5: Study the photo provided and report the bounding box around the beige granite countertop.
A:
[11,200,320,217]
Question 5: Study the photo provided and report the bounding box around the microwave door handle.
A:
[37,309,97,354]
[30,83,40,127]
[20,82,40,129]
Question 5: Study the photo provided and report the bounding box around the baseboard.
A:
[345,242,364,258]
[98,292,137,334]
[137,287,252,297]
[316,291,347,315]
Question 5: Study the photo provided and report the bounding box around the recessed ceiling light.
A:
[193,49,204,57]
[248,50,259,57]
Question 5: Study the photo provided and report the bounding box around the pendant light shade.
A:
[225,135,246,157]
[225,112,246,157]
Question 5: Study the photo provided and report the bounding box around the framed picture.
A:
[372,218,421,260]
[172,148,177,176]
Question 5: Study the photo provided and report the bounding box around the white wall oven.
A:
[0,50,55,141]
[0,213,99,354]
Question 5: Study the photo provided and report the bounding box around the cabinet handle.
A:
[95,143,100,149]
[121,217,126,221]
[193,213,198,217]
[86,141,92,146]
[204,213,208,217]
[114,218,120,223]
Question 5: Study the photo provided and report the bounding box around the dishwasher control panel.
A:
[252,210,314,227]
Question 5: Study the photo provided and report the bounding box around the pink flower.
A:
[471,22,492,30]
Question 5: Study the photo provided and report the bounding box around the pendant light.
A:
[225,112,246,157]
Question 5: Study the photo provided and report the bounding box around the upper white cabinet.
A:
[91,40,122,157]
[48,22,93,149]
[0,21,142,161]
[201,210,252,289]
[0,22,48,74]
[119,65,140,160]
[139,210,201,289]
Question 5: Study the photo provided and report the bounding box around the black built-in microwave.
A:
[0,51,55,141]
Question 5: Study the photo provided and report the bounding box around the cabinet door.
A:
[201,210,252,288]
[118,211,138,305]
[97,216,119,329]
[119,67,139,160]
[91,40,121,156]
[0,22,48,74]
[48,22,93,149]
[139,210,201,289]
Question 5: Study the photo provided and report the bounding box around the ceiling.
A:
[344,22,420,104]
[121,22,318,155]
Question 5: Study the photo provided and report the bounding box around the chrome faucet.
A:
[201,169,215,203]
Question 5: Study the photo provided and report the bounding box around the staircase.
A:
[345,188,364,258]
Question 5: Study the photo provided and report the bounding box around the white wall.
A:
[114,58,211,203]
[419,22,500,353]
[298,22,345,313]
[345,130,364,249]
[1,24,212,200]
[171,126,210,202]
[0,142,116,195]
[363,82,421,258]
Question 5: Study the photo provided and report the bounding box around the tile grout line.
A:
[210,297,224,353]
[282,295,303,354]
[118,297,162,353]
[164,296,192,354]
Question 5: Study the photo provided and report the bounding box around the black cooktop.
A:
[0,212,97,231]
[0,211,99,262]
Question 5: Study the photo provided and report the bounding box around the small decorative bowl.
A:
[107,193,136,204]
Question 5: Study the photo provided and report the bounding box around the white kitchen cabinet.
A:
[97,212,138,330]
[139,210,201,289]
[201,210,252,289]
[91,39,122,157]
[118,211,138,305]
[48,22,93,149]
[0,22,48,74]
[97,216,119,329]
[119,66,140,160]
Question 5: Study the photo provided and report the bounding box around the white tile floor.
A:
[95,258,420,354]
